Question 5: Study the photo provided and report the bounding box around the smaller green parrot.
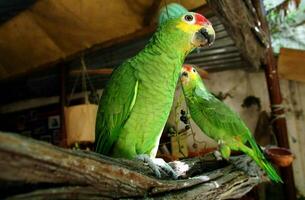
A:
[180,64,282,183]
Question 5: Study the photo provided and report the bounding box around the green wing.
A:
[190,86,282,183]
[190,86,251,142]
[95,62,138,154]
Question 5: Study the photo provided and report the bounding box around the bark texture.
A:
[0,132,265,199]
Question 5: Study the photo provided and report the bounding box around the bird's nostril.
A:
[200,29,208,37]
[182,72,188,77]
[200,28,208,35]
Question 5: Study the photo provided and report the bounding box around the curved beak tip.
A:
[207,28,215,46]
[196,26,215,47]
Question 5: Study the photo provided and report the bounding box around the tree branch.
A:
[0,132,265,199]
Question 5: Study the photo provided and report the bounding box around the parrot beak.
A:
[180,71,189,85]
[193,24,215,47]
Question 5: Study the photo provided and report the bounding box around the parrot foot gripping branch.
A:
[0,132,267,199]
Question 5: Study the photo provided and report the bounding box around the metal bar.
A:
[200,61,245,71]
[186,52,240,63]
[187,45,238,59]
[193,57,242,67]
[213,24,225,32]
[201,37,235,49]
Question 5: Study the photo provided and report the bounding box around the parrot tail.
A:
[240,139,283,183]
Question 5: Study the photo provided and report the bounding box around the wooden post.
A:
[253,1,297,200]
[264,50,296,200]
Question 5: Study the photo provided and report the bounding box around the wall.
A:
[0,104,61,145]
[280,80,305,196]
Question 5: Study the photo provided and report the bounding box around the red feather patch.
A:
[194,13,210,25]
[184,64,193,72]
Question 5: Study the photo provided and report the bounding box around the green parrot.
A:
[95,4,215,177]
[180,64,282,183]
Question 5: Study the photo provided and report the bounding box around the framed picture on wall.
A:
[48,115,60,129]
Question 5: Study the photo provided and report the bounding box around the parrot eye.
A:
[185,15,193,21]
[192,69,196,72]
[183,14,195,24]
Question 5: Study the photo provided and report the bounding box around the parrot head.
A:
[174,12,215,48]
[180,64,208,86]
[158,4,215,50]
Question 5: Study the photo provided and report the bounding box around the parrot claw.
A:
[213,150,223,161]
[135,154,178,180]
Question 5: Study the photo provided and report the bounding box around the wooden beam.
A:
[252,1,297,200]
[69,68,113,76]
[0,89,103,114]
[0,132,265,199]
[208,0,266,70]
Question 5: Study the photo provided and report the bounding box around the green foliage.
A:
[264,0,305,53]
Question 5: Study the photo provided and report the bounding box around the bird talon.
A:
[213,150,223,161]
[135,154,178,179]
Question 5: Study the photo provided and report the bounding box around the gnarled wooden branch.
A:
[0,132,265,199]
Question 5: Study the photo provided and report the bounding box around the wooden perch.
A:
[0,132,266,199]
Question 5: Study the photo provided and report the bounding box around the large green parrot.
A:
[180,64,282,183]
[95,4,215,177]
